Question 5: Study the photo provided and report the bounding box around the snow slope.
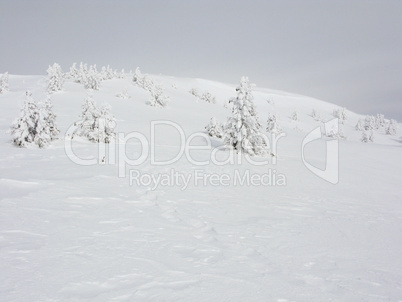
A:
[0,73,401,301]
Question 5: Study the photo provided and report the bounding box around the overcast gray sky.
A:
[1,0,401,120]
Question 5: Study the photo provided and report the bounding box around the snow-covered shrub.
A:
[205,117,223,138]
[333,107,347,124]
[201,91,216,104]
[47,63,64,93]
[133,67,169,107]
[101,65,115,80]
[190,88,216,104]
[148,82,169,108]
[189,88,200,97]
[224,77,267,155]
[83,65,101,90]
[76,62,88,83]
[42,97,60,140]
[75,95,116,143]
[355,118,364,131]
[266,113,282,134]
[324,124,345,140]
[66,63,80,82]
[266,97,275,105]
[117,69,126,79]
[311,109,317,119]
[361,130,374,143]
[364,115,377,130]
[311,109,321,121]
[133,67,145,88]
[0,72,9,94]
[385,119,397,135]
[376,114,385,128]
[9,98,56,148]
[291,111,298,121]
[116,89,131,99]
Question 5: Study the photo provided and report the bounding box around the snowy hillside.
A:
[1,70,401,301]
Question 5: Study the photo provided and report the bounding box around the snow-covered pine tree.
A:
[385,119,397,135]
[75,94,99,138]
[69,63,79,81]
[94,104,116,143]
[47,63,64,93]
[101,65,115,80]
[205,117,223,138]
[83,65,101,90]
[0,72,9,94]
[266,113,282,134]
[361,130,374,143]
[364,115,377,130]
[75,95,116,143]
[376,114,385,128]
[42,97,60,140]
[9,98,51,148]
[77,62,88,83]
[133,67,145,87]
[117,69,125,79]
[355,118,364,131]
[148,82,169,108]
[333,107,347,124]
[224,77,267,155]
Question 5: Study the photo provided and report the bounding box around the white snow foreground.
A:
[0,73,402,301]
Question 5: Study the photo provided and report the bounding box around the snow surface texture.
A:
[0,73,401,301]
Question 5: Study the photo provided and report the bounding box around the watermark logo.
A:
[129,168,286,190]
[64,119,339,187]
[301,118,339,184]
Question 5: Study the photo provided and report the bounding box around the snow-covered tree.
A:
[224,77,267,155]
[90,103,116,143]
[47,63,64,93]
[361,130,374,143]
[132,67,169,107]
[205,117,223,138]
[355,118,364,131]
[101,65,115,80]
[75,95,116,143]
[364,115,377,130]
[201,91,216,104]
[117,69,126,79]
[385,119,397,135]
[116,89,131,99]
[133,67,145,87]
[311,109,321,121]
[324,124,345,140]
[9,99,51,148]
[266,113,282,134]
[68,63,79,80]
[83,65,101,90]
[148,82,169,108]
[333,107,347,124]
[376,114,385,128]
[42,97,60,140]
[189,88,199,97]
[76,62,88,83]
[0,72,9,94]
[190,88,216,104]
[291,110,298,121]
